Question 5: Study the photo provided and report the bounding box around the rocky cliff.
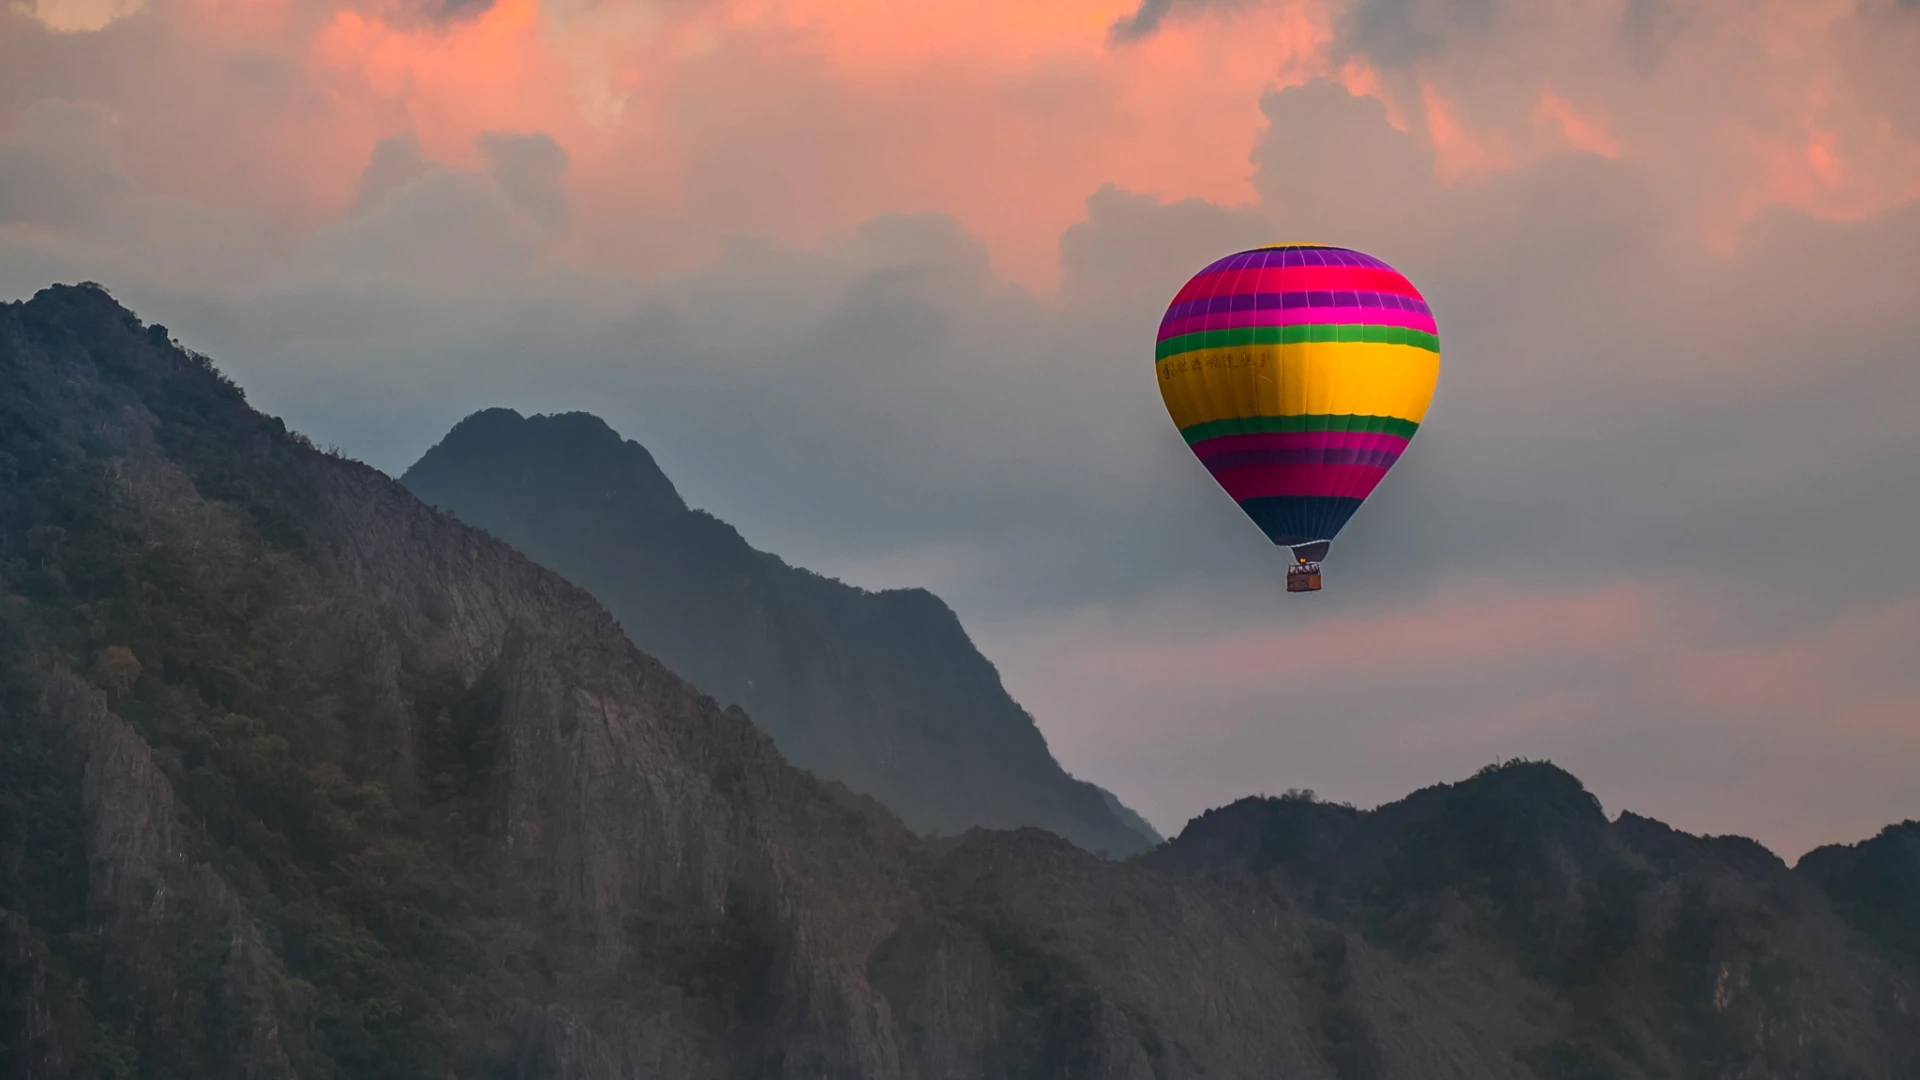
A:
[400,408,1156,857]
[2,282,1914,1079]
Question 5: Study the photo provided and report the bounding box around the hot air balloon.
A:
[1155,244,1439,592]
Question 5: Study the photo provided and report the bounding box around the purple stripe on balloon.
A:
[1162,289,1431,323]
[1198,250,1259,275]
[1156,305,1438,340]
[1199,447,1404,471]
[1194,246,1379,276]
[1287,248,1351,267]
[1192,430,1412,457]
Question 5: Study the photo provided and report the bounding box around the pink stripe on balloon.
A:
[1171,265,1421,304]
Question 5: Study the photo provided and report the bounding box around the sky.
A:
[4,0,1919,861]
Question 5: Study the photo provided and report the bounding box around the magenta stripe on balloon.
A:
[1171,264,1420,305]
[1191,430,1411,458]
[1200,447,1403,471]
[1162,282,1430,322]
[1156,305,1437,341]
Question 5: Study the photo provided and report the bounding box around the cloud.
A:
[1108,0,1178,42]
[385,0,497,28]
[1339,0,1497,67]
[4,70,1915,619]
[1533,93,1622,158]
[0,99,122,226]
[305,167,543,281]
[1618,0,1684,73]
[306,131,573,280]
[11,0,142,34]
[8,0,1338,290]
[477,130,570,232]
[1107,0,1287,43]
[982,577,1920,861]
[354,132,434,213]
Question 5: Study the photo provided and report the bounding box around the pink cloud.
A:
[1420,79,1510,181]
[1063,580,1664,692]
[982,576,1920,855]
[1534,92,1623,158]
[11,0,1918,286]
[1652,595,1920,740]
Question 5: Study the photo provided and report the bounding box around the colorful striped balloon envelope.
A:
[1155,243,1440,577]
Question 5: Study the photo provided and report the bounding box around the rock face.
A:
[1,283,1915,1079]
[400,408,1157,857]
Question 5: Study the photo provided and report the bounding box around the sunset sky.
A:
[5,0,1918,859]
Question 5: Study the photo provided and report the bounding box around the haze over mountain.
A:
[4,284,1918,1079]
[400,408,1158,856]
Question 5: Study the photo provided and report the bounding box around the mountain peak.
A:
[1796,819,1920,972]
[405,406,687,537]
[1438,757,1606,823]
[403,408,1160,857]
[441,407,624,451]
[441,405,531,438]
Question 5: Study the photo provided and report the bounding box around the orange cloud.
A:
[14,0,143,32]
[278,0,1351,285]
[1534,92,1623,159]
[1337,57,1406,132]
[11,0,1919,287]
[1420,79,1508,182]
[312,0,579,171]
[572,0,1338,284]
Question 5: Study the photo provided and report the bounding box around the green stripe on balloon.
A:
[1179,414,1421,443]
[1155,324,1440,361]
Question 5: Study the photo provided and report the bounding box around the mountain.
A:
[399,407,1158,857]
[1137,766,1920,1078]
[2,282,1916,1079]
[1796,821,1920,974]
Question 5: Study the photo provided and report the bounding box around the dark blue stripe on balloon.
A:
[1236,495,1367,548]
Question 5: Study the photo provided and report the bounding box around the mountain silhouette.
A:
[402,407,1158,857]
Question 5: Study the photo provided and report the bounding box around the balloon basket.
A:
[1286,562,1323,593]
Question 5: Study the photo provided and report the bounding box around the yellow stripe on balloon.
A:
[1156,341,1440,430]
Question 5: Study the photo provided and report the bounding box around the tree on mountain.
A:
[94,645,141,697]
